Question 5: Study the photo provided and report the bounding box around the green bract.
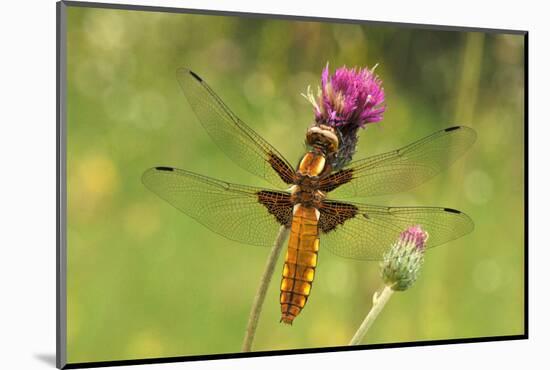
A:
[380,226,428,291]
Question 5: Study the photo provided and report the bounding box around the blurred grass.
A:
[65,6,525,363]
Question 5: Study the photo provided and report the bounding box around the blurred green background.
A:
[65,5,525,364]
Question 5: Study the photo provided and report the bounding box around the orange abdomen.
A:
[280,204,319,324]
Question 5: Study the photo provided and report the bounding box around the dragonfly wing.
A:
[320,126,476,198]
[319,200,474,260]
[177,69,296,189]
[142,167,293,247]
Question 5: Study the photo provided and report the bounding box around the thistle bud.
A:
[381,226,429,291]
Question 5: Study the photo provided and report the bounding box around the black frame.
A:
[56,1,529,368]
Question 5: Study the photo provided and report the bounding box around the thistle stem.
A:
[349,285,394,345]
[241,225,290,352]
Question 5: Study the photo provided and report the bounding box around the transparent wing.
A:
[319,200,474,261]
[321,126,476,198]
[142,167,293,247]
[177,68,296,188]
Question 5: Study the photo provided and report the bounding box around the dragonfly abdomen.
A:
[280,204,319,324]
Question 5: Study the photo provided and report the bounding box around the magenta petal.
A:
[400,225,429,251]
[321,64,330,89]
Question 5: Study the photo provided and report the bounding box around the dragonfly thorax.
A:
[290,183,325,208]
[292,151,329,207]
[297,151,327,177]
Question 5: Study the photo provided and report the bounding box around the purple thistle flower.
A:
[381,225,429,291]
[317,64,385,128]
[303,64,386,169]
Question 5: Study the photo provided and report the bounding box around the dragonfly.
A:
[142,69,476,325]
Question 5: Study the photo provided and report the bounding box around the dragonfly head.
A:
[306,124,339,155]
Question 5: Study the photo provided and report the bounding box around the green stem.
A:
[349,285,394,345]
[241,225,290,352]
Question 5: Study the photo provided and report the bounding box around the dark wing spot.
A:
[444,207,461,214]
[319,201,359,233]
[445,126,461,132]
[189,70,203,82]
[319,169,354,193]
[155,166,174,172]
[268,152,296,184]
[257,190,293,226]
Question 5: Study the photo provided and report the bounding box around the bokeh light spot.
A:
[472,259,502,293]
[134,90,169,130]
[464,169,494,204]
[69,153,120,219]
[124,202,161,241]
[204,39,242,71]
[84,10,130,51]
[126,331,165,358]
[243,72,275,104]
[102,83,140,124]
[74,59,116,98]
[324,259,356,298]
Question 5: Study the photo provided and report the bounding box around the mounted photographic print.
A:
[57,1,527,368]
